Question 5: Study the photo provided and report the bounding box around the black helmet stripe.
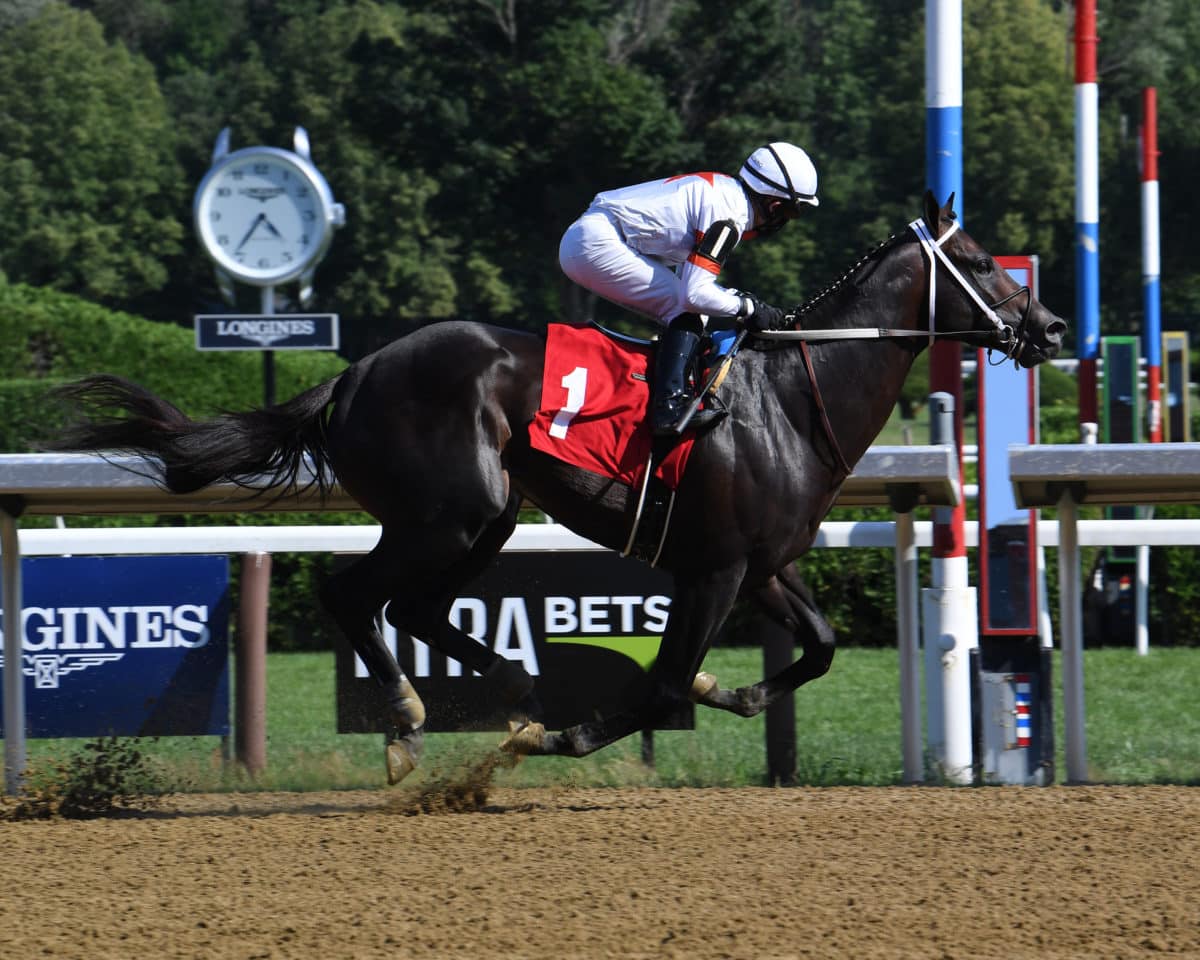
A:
[766,143,795,197]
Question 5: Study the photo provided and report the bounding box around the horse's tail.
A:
[44,373,344,499]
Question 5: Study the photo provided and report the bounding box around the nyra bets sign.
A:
[336,551,693,733]
[0,556,230,738]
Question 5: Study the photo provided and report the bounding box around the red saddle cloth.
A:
[529,324,694,490]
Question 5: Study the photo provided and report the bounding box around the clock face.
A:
[194,148,334,285]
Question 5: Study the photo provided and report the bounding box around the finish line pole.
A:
[924,0,976,784]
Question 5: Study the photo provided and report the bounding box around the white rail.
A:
[18,517,1200,556]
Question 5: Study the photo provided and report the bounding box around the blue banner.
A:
[0,556,230,738]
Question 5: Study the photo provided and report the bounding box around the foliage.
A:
[0,282,346,448]
[0,5,185,309]
[1147,503,1200,647]
[4,737,172,819]
[1,0,1151,356]
[962,0,1075,286]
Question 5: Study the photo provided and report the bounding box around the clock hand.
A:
[261,216,284,240]
[235,213,266,252]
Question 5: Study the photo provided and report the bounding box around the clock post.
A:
[192,127,345,406]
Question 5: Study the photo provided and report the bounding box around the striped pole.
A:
[1142,87,1162,442]
[923,0,976,785]
[925,0,964,573]
[1062,0,1100,778]
[1136,87,1161,659]
[1075,0,1100,434]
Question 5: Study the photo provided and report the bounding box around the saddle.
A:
[528,322,741,564]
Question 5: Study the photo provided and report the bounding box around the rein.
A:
[798,340,854,479]
[754,218,1028,356]
[746,217,1032,482]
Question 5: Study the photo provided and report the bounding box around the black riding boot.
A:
[651,315,727,436]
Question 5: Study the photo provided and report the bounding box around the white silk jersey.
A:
[559,171,756,324]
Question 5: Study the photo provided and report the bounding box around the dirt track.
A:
[1,784,1197,959]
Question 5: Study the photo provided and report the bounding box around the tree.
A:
[961,0,1075,317]
[0,4,184,306]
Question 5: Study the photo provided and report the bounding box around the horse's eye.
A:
[975,258,994,275]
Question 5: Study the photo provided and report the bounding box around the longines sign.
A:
[336,552,693,733]
[0,556,230,738]
[194,313,339,350]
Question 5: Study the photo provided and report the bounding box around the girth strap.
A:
[800,341,854,481]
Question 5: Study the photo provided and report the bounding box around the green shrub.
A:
[0,282,346,449]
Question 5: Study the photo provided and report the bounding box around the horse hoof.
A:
[690,671,719,703]
[500,720,546,756]
[386,733,423,785]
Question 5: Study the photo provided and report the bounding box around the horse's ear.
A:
[922,190,957,236]
[922,190,941,234]
[942,192,957,224]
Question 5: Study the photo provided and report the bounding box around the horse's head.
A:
[915,191,1066,368]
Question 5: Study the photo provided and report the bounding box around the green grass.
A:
[1080,648,1200,783]
[18,646,1200,792]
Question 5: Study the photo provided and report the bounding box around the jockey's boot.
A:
[651,314,727,436]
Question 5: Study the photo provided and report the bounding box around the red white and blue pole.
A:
[1135,86,1161,659]
[1141,87,1162,443]
[923,0,976,785]
[1075,0,1101,436]
[1061,0,1101,781]
[926,0,965,567]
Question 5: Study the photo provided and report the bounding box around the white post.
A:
[1135,505,1152,656]
[922,571,978,784]
[1057,491,1088,782]
[1,507,25,795]
[1037,543,1054,649]
[1135,543,1150,656]
[895,511,923,783]
[923,392,976,784]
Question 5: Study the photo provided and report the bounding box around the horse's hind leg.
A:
[691,563,836,717]
[319,537,429,783]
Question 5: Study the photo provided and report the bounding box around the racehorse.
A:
[47,192,1065,782]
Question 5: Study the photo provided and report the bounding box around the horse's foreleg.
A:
[692,563,835,717]
[507,569,743,758]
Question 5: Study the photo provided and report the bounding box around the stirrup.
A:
[654,393,727,437]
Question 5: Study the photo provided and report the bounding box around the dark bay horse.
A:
[48,193,1065,782]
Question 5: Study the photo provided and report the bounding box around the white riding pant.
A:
[558,210,686,327]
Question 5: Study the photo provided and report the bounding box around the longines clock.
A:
[193,127,345,296]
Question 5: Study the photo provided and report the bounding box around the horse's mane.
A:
[793,230,906,322]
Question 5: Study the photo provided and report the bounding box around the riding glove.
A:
[740,296,788,332]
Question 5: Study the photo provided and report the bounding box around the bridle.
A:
[756,218,1033,361]
[908,218,1031,363]
[749,217,1034,481]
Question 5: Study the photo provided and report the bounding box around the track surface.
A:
[2,785,1196,959]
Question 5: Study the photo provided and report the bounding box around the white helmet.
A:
[738,142,819,209]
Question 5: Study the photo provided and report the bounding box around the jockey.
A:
[559,141,819,435]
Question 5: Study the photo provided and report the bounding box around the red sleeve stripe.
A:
[687,251,722,275]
